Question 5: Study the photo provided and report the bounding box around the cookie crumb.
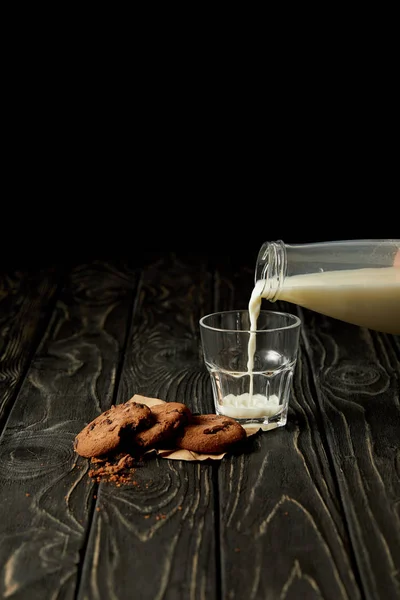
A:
[88,453,140,486]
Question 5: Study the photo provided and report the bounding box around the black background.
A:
[1,91,397,272]
[2,159,395,272]
[2,32,397,273]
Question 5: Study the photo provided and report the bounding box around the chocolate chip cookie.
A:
[74,400,153,458]
[176,414,246,453]
[134,402,192,449]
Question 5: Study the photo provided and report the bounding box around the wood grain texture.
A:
[0,269,58,430]
[1,255,398,600]
[300,312,400,600]
[78,255,218,600]
[0,262,136,600]
[215,266,362,600]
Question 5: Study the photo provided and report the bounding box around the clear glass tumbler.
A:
[199,310,301,431]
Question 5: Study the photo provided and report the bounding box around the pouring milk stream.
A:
[220,240,400,419]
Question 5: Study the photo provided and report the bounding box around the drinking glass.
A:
[199,310,301,431]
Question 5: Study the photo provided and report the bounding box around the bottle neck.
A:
[255,240,287,301]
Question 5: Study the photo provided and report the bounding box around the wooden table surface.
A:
[0,252,399,600]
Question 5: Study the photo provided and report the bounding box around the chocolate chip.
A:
[204,425,226,434]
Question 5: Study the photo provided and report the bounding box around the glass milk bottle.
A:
[254,239,400,335]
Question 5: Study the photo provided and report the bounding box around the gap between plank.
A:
[0,269,65,439]
[213,463,223,600]
[299,309,368,600]
[73,270,141,600]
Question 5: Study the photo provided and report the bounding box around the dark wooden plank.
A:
[300,312,400,600]
[78,254,218,600]
[0,269,58,430]
[0,261,136,600]
[391,333,400,358]
[215,266,363,600]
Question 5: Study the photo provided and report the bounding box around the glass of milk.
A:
[199,310,301,431]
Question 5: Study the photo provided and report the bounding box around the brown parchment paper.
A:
[131,394,260,462]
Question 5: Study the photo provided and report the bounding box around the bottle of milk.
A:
[254,239,400,335]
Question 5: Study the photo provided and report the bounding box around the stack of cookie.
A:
[74,398,247,459]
